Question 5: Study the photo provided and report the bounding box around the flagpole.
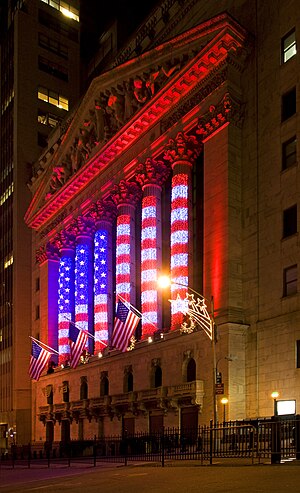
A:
[29,336,59,355]
[62,316,108,347]
[117,294,157,332]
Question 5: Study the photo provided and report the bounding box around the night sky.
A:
[81,0,160,60]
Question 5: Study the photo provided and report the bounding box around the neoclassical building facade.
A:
[25,3,300,444]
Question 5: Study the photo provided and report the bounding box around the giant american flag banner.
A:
[116,214,131,302]
[141,195,158,337]
[58,255,74,364]
[75,243,90,352]
[94,229,109,352]
[170,173,189,328]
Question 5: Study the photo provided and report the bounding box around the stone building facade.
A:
[25,0,300,444]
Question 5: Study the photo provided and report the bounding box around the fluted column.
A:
[111,180,142,305]
[136,158,170,338]
[164,132,200,330]
[55,230,76,365]
[36,242,59,359]
[73,216,94,354]
[89,198,117,352]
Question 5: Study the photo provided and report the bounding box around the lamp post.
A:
[220,397,228,423]
[271,391,279,416]
[158,275,218,424]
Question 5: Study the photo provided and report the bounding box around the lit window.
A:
[38,86,69,111]
[40,0,79,22]
[282,136,297,169]
[0,183,14,206]
[283,264,297,297]
[283,205,297,238]
[282,30,296,63]
[4,254,13,269]
[282,87,296,122]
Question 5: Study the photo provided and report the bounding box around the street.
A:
[1,461,300,492]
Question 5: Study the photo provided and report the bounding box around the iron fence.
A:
[1,418,300,469]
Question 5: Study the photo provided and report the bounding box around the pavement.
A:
[1,458,300,492]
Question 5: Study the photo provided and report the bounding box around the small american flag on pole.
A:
[29,341,51,381]
[112,299,141,352]
[69,323,88,369]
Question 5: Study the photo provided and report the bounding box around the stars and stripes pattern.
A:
[29,341,51,381]
[69,323,89,368]
[58,256,74,364]
[141,195,158,337]
[170,173,189,328]
[94,229,109,352]
[112,299,141,352]
[75,244,90,351]
[116,214,131,302]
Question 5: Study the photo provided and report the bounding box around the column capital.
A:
[111,179,142,208]
[136,157,171,189]
[72,215,95,239]
[36,242,59,264]
[89,197,117,225]
[164,131,201,167]
[54,229,76,251]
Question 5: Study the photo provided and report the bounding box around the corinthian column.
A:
[89,197,117,352]
[111,180,142,306]
[164,131,200,330]
[73,216,94,354]
[55,230,76,365]
[136,158,170,338]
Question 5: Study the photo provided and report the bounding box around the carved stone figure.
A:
[133,76,148,104]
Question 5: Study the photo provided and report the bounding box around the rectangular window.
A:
[40,0,79,22]
[283,204,297,238]
[38,33,68,59]
[38,109,62,128]
[282,136,297,169]
[35,305,40,320]
[38,55,68,81]
[282,29,296,63]
[35,277,40,291]
[38,86,69,111]
[282,87,296,121]
[283,264,297,296]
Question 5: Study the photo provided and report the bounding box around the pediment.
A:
[25,12,249,232]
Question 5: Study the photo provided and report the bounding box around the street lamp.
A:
[158,275,218,424]
[271,391,279,416]
[220,397,228,423]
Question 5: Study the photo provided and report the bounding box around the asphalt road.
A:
[1,461,300,493]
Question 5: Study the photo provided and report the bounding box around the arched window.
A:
[154,366,162,388]
[80,377,88,400]
[186,358,196,382]
[123,366,133,393]
[100,373,109,396]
